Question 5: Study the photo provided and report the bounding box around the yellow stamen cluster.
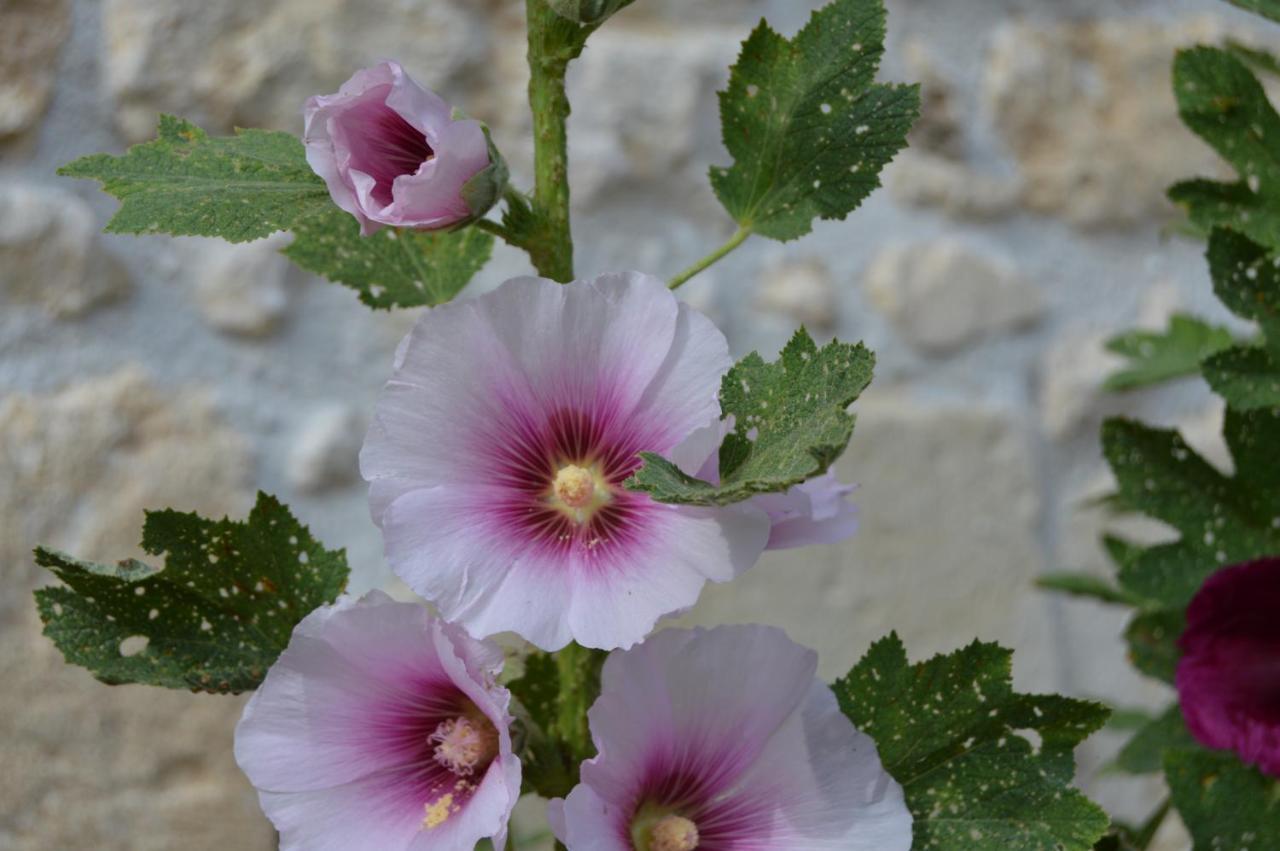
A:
[649,814,700,851]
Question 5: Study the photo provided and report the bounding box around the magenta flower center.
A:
[339,86,436,208]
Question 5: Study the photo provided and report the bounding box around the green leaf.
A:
[283,207,495,309]
[1226,0,1280,24]
[1102,315,1236,391]
[1037,572,1147,607]
[58,115,331,243]
[1102,411,1280,609]
[32,493,348,694]
[1165,750,1280,850]
[834,634,1110,851]
[1113,705,1197,774]
[626,328,874,506]
[1124,608,1185,684]
[507,644,606,800]
[1225,38,1280,78]
[1168,48,1280,253]
[1201,228,1280,406]
[710,0,919,241]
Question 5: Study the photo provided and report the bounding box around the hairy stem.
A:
[474,217,517,243]
[524,0,591,282]
[668,226,751,290]
[554,641,606,761]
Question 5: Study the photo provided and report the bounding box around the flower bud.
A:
[546,0,633,25]
[303,61,503,236]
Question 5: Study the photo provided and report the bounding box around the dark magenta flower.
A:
[1176,556,1280,778]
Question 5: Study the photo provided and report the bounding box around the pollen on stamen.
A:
[649,814,700,851]
[553,464,596,509]
[429,716,498,776]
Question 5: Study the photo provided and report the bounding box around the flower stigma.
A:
[429,714,499,776]
[649,814,700,851]
[551,462,610,520]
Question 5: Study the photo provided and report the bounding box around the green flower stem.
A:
[474,217,517,244]
[668,226,751,290]
[524,0,592,282]
[554,641,606,761]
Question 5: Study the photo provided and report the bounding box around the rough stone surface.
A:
[753,257,837,331]
[0,182,130,318]
[0,0,71,137]
[683,392,1055,689]
[287,402,365,494]
[985,16,1227,228]
[189,234,291,338]
[0,368,267,850]
[888,152,1021,219]
[863,239,1043,353]
[102,0,487,141]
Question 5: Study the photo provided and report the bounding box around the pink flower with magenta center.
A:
[1177,556,1280,778]
[234,592,520,851]
[304,61,493,235]
[361,272,772,650]
[549,625,912,850]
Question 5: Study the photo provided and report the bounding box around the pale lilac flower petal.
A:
[303,61,491,234]
[362,273,772,650]
[554,625,911,850]
[235,592,520,851]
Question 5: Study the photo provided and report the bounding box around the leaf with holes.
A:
[1165,750,1280,850]
[1103,314,1237,392]
[33,493,348,694]
[1103,410,1280,610]
[1168,48,1280,252]
[284,207,494,309]
[58,115,331,243]
[1201,228,1280,408]
[833,634,1110,851]
[710,0,919,241]
[626,327,874,506]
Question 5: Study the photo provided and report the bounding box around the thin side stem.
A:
[474,217,517,244]
[668,226,751,290]
[524,0,588,282]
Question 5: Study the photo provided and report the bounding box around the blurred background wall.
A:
[2,0,1274,848]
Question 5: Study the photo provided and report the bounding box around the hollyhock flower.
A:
[671,420,858,550]
[1177,556,1280,778]
[304,61,498,235]
[362,272,771,651]
[550,625,912,850]
[234,592,520,851]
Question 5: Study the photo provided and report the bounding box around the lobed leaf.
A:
[284,207,494,309]
[626,328,874,506]
[834,634,1110,851]
[1165,750,1280,850]
[33,493,348,694]
[1102,315,1236,391]
[710,0,919,241]
[58,115,331,243]
[1168,48,1280,253]
[1201,227,1280,407]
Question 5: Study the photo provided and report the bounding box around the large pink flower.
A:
[304,61,493,235]
[1177,557,1280,778]
[234,592,521,851]
[362,272,771,651]
[550,625,912,850]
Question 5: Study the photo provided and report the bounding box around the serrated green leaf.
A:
[1113,705,1197,774]
[1102,315,1237,391]
[283,207,494,309]
[1166,750,1280,850]
[626,328,874,506]
[710,0,919,241]
[1201,227,1280,405]
[1124,608,1185,684]
[1203,344,1280,406]
[1168,48,1280,252]
[1226,0,1280,23]
[1102,412,1280,609]
[1037,572,1147,607]
[1225,38,1280,77]
[32,493,348,694]
[833,634,1110,851]
[58,115,331,243]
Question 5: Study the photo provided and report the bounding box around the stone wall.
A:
[2,0,1272,848]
